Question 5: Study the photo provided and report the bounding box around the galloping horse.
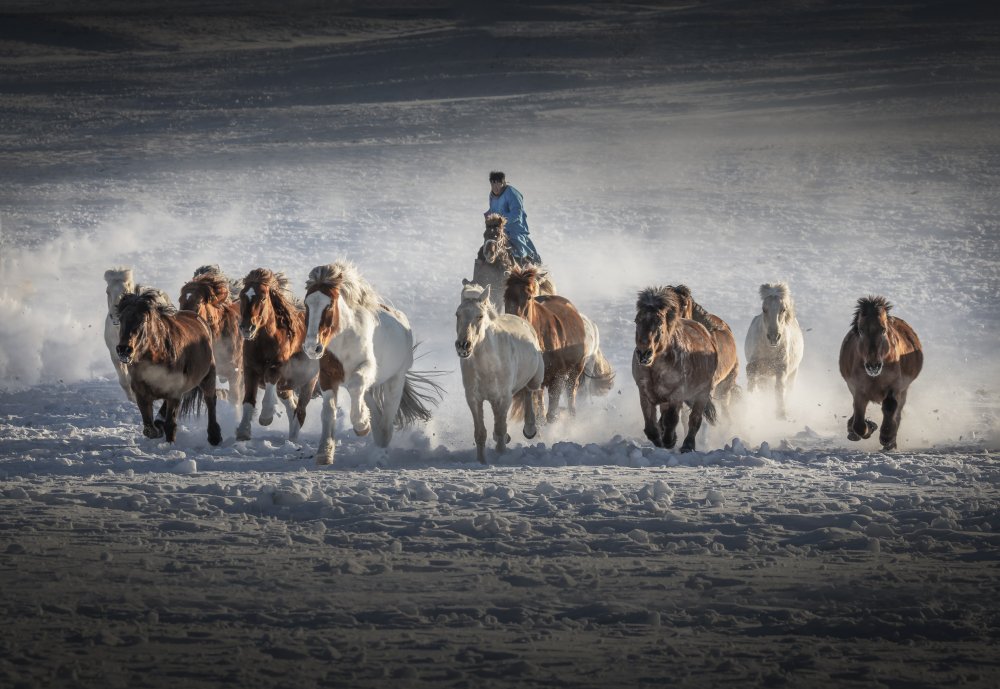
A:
[745,282,804,418]
[503,265,588,422]
[236,268,321,443]
[456,280,545,464]
[178,265,243,407]
[632,286,718,452]
[668,284,740,412]
[839,296,922,450]
[473,213,556,313]
[115,287,222,445]
[302,262,441,465]
[104,266,137,402]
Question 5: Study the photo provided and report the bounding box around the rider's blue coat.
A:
[487,185,542,264]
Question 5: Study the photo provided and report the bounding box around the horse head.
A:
[104,267,135,326]
[115,287,173,364]
[668,285,694,320]
[482,213,510,266]
[852,295,893,377]
[455,281,494,358]
[302,264,346,359]
[503,265,546,315]
[239,268,281,341]
[179,271,231,322]
[760,282,793,347]
[634,287,681,367]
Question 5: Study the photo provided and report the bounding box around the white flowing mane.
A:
[460,281,499,320]
[760,282,794,319]
[307,261,381,315]
[104,266,134,287]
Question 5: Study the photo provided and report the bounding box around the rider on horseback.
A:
[485,171,543,265]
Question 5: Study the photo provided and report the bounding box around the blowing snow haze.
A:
[0,1,999,687]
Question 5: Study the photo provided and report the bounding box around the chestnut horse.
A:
[104,266,137,402]
[473,213,557,313]
[302,262,441,465]
[115,287,221,445]
[236,268,322,443]
[503,265,587,422]
[178,265,243,407]
[632,286,718,452]
[839,296,922,450]
[668,284,740,412]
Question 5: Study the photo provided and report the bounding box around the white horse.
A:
[745,282,804,418]
[302,262,439,465]
[455,280,545,464]
[104,267,137,402]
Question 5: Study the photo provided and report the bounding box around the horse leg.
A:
[236,367,259,441]
[546,376,565,424]
[259,383,278,426]
[347,363,375,437]
[519,388,538,440]
[137,393,162,439]
[847,394,877,441]
[879,389,906,451]
[113,359,135,403]
[375,373,407,448]
[160,399,179,443]
[278,387,300,441]
[659,404,681,449]
[681,400,706,453]
[467,394,487,464]
[491,396,512,454]
[774,369,788,420]
[316,385,338,465]
[566,365,585,417]
[198,366,222,446]
[640,394,662,447]
[745,361,759,394]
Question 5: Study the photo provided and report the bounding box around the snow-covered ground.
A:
[1,1,998,687]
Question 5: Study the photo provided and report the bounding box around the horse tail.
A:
[510,390,527,422]
[584,347,616,397]
[703,400,718,425]
[180,386,204,418]
[387,369,443,428]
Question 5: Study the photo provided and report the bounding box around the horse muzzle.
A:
[303,342,326,360]
[116,345,133,364]
[767,333,781,346]
[240,324,258,341]
[864,362,883,377]
[455,340,472,359]
[636,349,654,367]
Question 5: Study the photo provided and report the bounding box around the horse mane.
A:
[460,281,499,320]
[194,265,243,302]
[184,271,231,306]
[117,287,178,359]
[306,262,381,314]
[104,266,134,287]
[636,286,680,315]
[760,282,795,319]
[485,213,506,233]
[244,268,303,333]
[851,295,893,332]
[505,264,548,296]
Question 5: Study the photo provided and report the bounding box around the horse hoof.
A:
[865,419,878,437]
[208,427,222,446]
[143,425,163,439]
[847,430,861,441]
[259,415,273,427]
[523,426,537,440]
[680,445,694,454]
[354,422,371,437]
[881,440,897,451]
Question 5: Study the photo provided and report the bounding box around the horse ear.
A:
[462,278,472,286]
[479,285,491,302]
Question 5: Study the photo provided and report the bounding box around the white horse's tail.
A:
[393,369,445,428]
[584,347,616,396]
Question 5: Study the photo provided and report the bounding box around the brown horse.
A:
[473,214,557,313]
[839,296,923,450]
[178,265,243,407]
[503,265,587,422]
[236,268,322,443]
[632,287,718,452]
[668,284,740,411]
[115,287,221,445]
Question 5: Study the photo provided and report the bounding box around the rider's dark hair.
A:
[489,171,506,184]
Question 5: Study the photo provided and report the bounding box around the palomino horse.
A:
[236,268,322,443]
[104,266,137,402]
[302,262,441,465]
[456,280,545,464]
[632,286,718,452]
[503,265,588,422]
[668,284,740,412]
[839,296,922,450]
[745,282,804,418]
[178,265,243,407]
[473,213,556,313]
[115,287,222,445]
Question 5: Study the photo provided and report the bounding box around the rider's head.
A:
[489,170,505,195]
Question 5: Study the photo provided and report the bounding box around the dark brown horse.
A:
[504,265,587,422]
[668,284,740,411]
[839,296,923,450]
[236,268,320,443]
[632,286,718,452]
[178,265,243,407]
[115,287,221,445]
[474,214,557,313]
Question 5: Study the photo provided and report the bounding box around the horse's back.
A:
[532,295,587,345]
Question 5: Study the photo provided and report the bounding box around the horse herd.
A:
[103,214,924,464]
